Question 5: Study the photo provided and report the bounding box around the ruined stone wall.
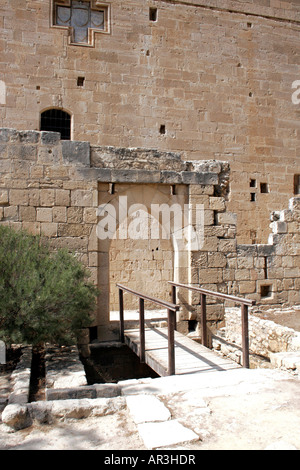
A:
[1,128,299,340]
[225,307,300,359]
[0,0,299,244]
[184,196,300,337]
[227,197,300,306]
[0,128,99,283]
[0,128,232,339]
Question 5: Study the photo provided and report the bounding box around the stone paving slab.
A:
[126,394,171,424]
[120,367,295,397]
[126,393,200,449]
[137,420,199,449]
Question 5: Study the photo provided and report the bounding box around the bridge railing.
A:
[169,282,256,369]
[117,283,179,376]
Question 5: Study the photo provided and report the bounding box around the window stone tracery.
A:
[52,0,110,47]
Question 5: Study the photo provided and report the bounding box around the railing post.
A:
[168,309,176,375]
[201,293,208,348]
[171,284,176,305]
[139,297,145,363]
[119,288,124,343]
[171,285,177,331]
[241,304,250,369]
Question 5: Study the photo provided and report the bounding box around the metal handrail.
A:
[169,281,256,307]
[117,283,179,375]
[169,281,256,368]
[117,283,179,311]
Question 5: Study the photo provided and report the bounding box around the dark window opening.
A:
[77,76,85,87]
[149,8,158,22]
[170,185,176,196]
[260,183,269,193]
[250,193,256,202]
[188,320,198,333]
[264,257,268,279]
[40,109,71,140]
[159,124,166,135]
[109,183,115,195]
[294,175,300,195]
[250,179,256,188]
[89,326,98,343]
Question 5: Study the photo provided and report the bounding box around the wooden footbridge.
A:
[117,282,255,377]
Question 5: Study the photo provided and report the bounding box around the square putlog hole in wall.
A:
[260,284,273,299]
[77,77,85,87]
[260,183,269,193]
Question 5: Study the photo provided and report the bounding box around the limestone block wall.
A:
[226,197,300,307]
[1,1,299,245]
[1,127,299,341]
[180,197,300,338]
[107,185,178,311]
[93,153,233,337]
[225,307,300,359]
[0,128,98,285]
[0,127,232,339]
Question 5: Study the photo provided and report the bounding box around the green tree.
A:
[0,226,98,346]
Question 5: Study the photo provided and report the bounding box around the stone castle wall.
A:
[227,198,300,306]
[0,128,233,339]
[0,0,299,244]
[0,128,299,340]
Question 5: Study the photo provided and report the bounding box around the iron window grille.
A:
[40,109,71,140]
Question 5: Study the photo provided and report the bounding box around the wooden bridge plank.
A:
[124,327,240,377]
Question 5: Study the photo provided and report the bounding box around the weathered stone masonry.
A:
[0,128,299,342]
[1,0,299,245]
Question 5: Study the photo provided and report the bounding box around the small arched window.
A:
[40,109,71,140]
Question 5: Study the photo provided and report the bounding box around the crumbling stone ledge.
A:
[2,396,126,431]
[45,345,87,391]
[46,383,121,401]
[8,346,32,405]
[224,307,300,359]
[44,344,125,401]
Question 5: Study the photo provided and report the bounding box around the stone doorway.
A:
[97,182,190,339]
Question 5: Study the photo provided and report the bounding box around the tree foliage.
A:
[0,226,98,346]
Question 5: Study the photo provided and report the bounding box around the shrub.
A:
[0,226,98,346]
